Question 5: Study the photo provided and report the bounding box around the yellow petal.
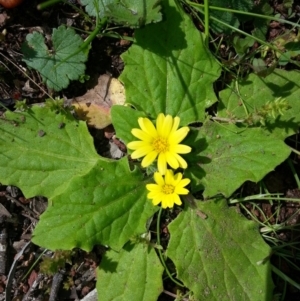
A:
[170,116,180,134]
[154,172,165,186]
[169,127,190,144]
[131,129,153,142]
[174,187,189,195]
[161,115,173,137]
[166,194,174,208]
[173,194,182,205]
[169,144,191,154]
[164,169,173,185]
[152,198,162,206]
[157,153,167,175]
[131,146,153,159]
[178,178,191,187]
[146,184,161,192]
[147,191,162,199]
[172,172,183,186]
[142,150,158,167]
[156,113,165,136]
[138,117,158,138]
[127,141,149,150]
[161,198,168,208]
[165,152,180,170]
[174,154,188,169]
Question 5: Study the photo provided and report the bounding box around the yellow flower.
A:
[146,169,190,208]
[127,113,191,175]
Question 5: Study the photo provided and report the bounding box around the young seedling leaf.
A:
[167,199,274,301]
[97,242,164,301]
[0,106,99,198]
[120,0,220,124]
[185,122,291,198]
[32,158,158,251]
[81,0,162,27]
[22,26,88,91]
[218,69,300,139]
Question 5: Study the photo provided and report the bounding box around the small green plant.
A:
[1,0,300,300]
[22,0,162,91]
[40,250,72,275]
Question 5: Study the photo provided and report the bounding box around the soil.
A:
[0,1,300,301]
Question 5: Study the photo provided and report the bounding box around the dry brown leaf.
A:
[72,74,125,129]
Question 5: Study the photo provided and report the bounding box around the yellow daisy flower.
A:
[127,113,191,175]
[146,169,190,208]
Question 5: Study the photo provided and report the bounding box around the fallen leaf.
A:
[72,74,125,129]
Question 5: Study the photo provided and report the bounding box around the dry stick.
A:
[22,273,45,301]
[0,219,7,274]
[0,52,54,100]
[163,289,189,301]
[49,269,65,301]
[6,241,31,301]
[5,194,39,220]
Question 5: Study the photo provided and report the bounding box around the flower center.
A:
[162,184,174,195]
[152,137,169,153]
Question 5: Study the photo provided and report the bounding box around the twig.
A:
[22,273,45,301]
[6,241,31,301]
[5,194,39,220]
[49,269,65,301]
[0,225,7,274]
[0,52,54,100]
[163,289,189,301]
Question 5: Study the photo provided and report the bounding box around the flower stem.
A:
[204,0,209,47]
[156,207,184,288]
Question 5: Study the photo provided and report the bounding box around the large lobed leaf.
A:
[218,69,300,140]
[97,242,164,301]
[0,106,98,198]
[22,26,88,91]
[184,121,291,198]
[33,158,157,251]
[119,0,220,125]
[167,199,274,301]
[0,106,157,251]
[81,0,162,28]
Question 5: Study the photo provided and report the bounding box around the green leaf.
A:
[97,242,164,301]
[0,106,98,198]
[185,122,291,198]
[218,69,300,139]
[285,41,300,56]
[22,26,88,91]
[167,199,274,301]
[252,1,272,41]
[111,105,147,145]
[233,36,254,57]
[252,58,267,74]
[120,0,220,124]
[209,0,253,34]
[81,0,114,18]
[32,158,157,251]
[106,0,162,27]
[81,0,162,27]
[0,106,157,251]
